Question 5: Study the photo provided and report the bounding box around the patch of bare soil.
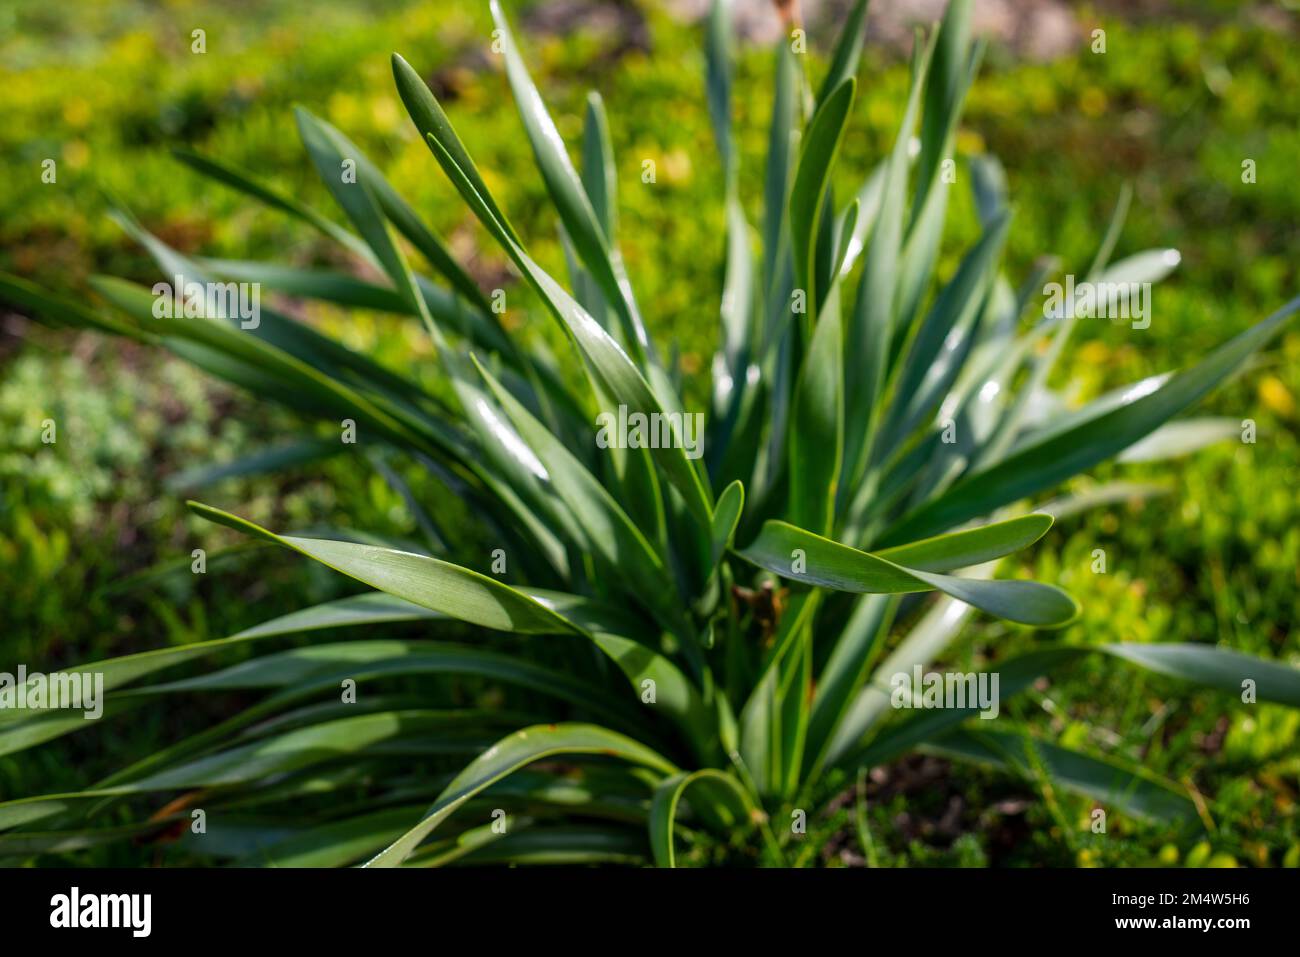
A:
[818,754,1036,866]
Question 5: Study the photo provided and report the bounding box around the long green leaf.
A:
[883,295,1300,543]
[188,502,576,634]
[930,728,1197,823]
[471,355,671,599]
[789,78,855,325]
[364,723,677,866]
[489,0,651,361]
[737,519,1077,625]
[874,513,1053,572]
[787,291,843,535]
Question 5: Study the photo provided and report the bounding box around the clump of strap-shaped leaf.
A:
[3,0,1300,867]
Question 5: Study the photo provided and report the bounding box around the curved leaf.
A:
[874,513,1053,572]
[737,520,1077,626]
[884,295,1300,543]
[648,769,754,867]
[489,0,650,360]
[710,480,745,568]
[364,723,678,866]
[188,502,576,634]
[393,54,713,524]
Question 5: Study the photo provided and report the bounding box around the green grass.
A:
[2,0,1297,866]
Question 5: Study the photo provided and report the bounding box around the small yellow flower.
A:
[1258,375,1295,418]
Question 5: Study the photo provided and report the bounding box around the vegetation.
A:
[2,0,1298,867]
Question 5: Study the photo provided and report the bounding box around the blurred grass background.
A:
[1,0,1297,866]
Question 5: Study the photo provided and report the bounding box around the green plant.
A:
[3,0,1299,867]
